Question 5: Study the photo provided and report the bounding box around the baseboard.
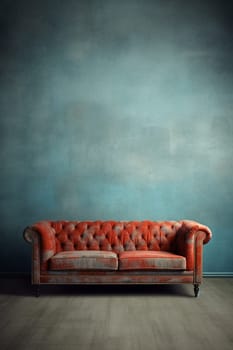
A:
[203,272,233,277]
[0,272,30,278]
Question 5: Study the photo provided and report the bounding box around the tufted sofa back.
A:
[49,220,183,254]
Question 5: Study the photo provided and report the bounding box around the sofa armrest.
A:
[23,221,56,263]
[176,220,212,273]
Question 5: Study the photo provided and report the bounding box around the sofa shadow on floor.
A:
[0,275,194,297]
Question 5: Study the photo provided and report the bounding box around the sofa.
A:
[23,219,212,297]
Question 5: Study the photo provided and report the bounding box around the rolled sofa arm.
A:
[180,220,212,244]
[23,221,56,263]
[176,220,212,272]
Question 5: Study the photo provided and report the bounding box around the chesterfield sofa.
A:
[23,219,212,297]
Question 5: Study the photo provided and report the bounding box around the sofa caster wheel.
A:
[35,285,40,297]
[194,284,199,297]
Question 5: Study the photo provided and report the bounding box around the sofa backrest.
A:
[50,220,183,254]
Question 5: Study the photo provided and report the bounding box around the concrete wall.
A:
[0,0,232,273]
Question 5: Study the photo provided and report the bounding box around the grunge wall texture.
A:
[0,0,232,273]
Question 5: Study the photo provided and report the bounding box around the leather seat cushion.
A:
[49,250,118,270]
[119,251,186,270]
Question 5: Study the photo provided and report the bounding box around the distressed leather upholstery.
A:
[23,219,212,296]
[50,251,118,271]
[119,251,186,270]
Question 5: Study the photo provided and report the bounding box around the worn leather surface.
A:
[119,250,186,270]
[50,250,118,271]
[45,220,182,254]
[26,220,212,275]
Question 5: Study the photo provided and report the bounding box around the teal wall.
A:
[1,0,233,273]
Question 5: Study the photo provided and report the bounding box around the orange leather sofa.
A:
[23,219,212,297]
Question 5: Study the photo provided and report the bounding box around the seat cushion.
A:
[119,251,186,270]
[49,250,118,271]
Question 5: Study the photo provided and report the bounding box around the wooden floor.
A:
[0,277,232,350]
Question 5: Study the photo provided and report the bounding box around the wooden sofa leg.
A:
[35,285,40,297]
[194,284,200,297]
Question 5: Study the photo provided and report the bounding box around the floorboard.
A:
[0,277,232,350]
